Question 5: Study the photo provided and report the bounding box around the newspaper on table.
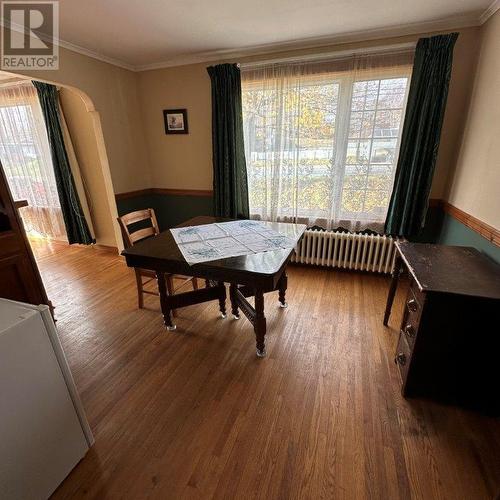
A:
[170,220,305,265]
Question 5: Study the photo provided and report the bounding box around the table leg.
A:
[218,281,227,318]
[384,254,403,326]
[254,289,267,357]
[229,283,240,319]
[278,271,288,308]
[165,274,176,317]
[157,272,175,331]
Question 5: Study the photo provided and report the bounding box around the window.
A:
[241,52,412,232]
[0,84,66,239]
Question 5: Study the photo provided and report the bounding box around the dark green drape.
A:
[33,81,94,245]
[207,63,249,219]
[384,33,458,237]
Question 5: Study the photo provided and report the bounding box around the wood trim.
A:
[115,189,153,201]
[116,188,500,246]
[115,188,213,200]
[151,188,213,197]
[114,193,499,246]
[440,200,500,247]
[479,0,500,24]
[92,244,119,253]
[431,198,500,247]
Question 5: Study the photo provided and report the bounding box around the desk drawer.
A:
[409,278,424,310]
[401,292,421,350]
[395,333,411,386]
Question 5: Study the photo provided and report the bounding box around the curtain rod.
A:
[239,42,416,69]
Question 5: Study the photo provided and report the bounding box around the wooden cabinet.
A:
[0,161,50,308]
[388,242,500,415]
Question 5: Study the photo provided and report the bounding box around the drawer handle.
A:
[407,298,418,312]
[394,353,406,366]
[404,324,416,338]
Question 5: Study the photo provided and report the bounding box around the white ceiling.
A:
[50,0,494,69]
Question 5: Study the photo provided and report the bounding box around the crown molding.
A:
[479,0,500,23]
[134,12,481,71]
[2,5,497,74]
[56,39,136,71]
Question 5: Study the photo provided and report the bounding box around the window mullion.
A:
[360,80,381,216]
[330,74,353,226]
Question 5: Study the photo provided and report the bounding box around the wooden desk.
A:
[122,216,306,357]
[384,241,500,413]
[13,199,29,210]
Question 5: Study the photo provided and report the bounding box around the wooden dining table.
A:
[121,216,306,357]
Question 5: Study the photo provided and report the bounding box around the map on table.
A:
[170,220,305,265]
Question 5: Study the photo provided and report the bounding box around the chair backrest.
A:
[117,208,159,248]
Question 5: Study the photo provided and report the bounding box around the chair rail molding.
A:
[115,188,213,200]
[430,198,500,246]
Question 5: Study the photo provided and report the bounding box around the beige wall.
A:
[445,11,500,229]
[138,63,212,190]
[59,88,117,247]
[137,27,481,199]
[6,39,151,194]
[431,28,481,198]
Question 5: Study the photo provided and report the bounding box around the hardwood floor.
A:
[30,240,500,500]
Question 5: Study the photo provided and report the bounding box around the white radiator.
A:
[291,230,396,274]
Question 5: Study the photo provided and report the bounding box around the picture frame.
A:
[163,109,188,134]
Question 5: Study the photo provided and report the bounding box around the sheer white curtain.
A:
[0,83,66,240]
[241,50,413,232]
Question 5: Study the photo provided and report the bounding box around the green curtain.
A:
[207,63,249,219]
[33,81,94,245]
[384,33,458,237]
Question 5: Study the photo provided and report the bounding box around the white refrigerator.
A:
[0,298,94,500]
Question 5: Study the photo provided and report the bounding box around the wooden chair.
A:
[117,208,198,312]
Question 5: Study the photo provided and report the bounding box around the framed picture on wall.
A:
[163,109,188,134]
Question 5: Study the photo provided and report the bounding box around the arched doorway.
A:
[0,70,123,317]
[0,69,121,251]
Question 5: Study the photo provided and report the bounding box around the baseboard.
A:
[92,244,119,253]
